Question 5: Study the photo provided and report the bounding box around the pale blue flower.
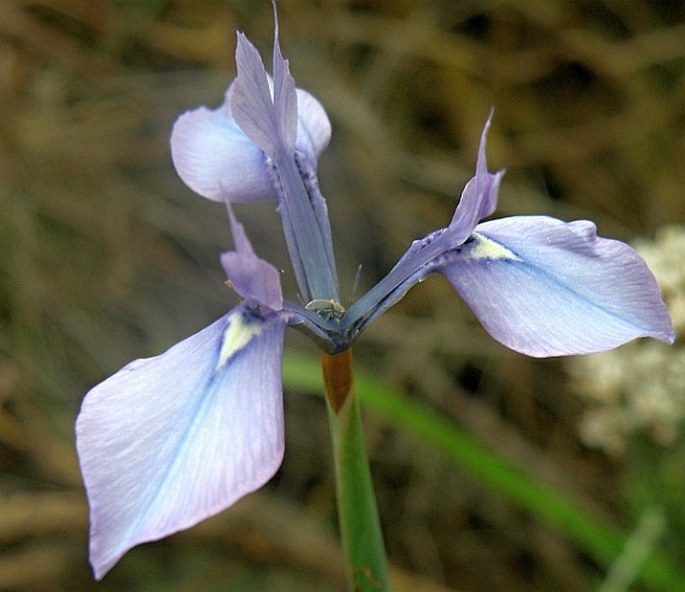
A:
[76,9,674,580]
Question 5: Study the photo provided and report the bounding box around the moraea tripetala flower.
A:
[76,10,674,580]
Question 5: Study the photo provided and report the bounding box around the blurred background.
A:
[1,0,684,590]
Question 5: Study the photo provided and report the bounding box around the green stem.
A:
[321,350,390,592]
[284,352,685,591]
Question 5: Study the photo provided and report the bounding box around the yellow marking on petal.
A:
[469,232,520,261]
[216,314,263,370]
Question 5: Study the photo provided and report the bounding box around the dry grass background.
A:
[1,0,684,590]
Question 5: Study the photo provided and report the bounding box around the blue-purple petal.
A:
[76,305,287,579]
[295,89,331,165]
[221,207,283,310]
[447,111,505,245]
[437,216,675,356]
[231,31,296,157]
[170,45,330,204]
[170,104,272,202]
[270,12,298,154]
[343,113,505,333]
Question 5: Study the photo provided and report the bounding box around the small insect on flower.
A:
[305,298,346,320]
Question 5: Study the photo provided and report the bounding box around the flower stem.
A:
[321,350,390,591]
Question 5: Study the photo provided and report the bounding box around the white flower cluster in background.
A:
[569,225,685,455]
